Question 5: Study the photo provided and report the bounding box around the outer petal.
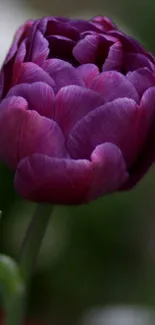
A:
[7,82,55,118]
[42,59,84,91]
[12,40,27,85]
[14,154,93,204]
[127,68,155,96]
[0,72,4,101]
[87,143,128,200]
[0,96,28,110]
[91,71,140,103]
[15,62,55,89]
[25,20,40,60]
[67,98,141,167]
[0,97,67,169]
[4,21,32,64]
[122,87,155,189]
[54,85,104,136]
[92,16,117,32]
[124,53,155,72]
[140,86,155,126]
[76,64,99,87]
[109,30,150,56]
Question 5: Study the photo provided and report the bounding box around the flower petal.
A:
[109,30,148,55]
[124,53,155,72]
[127,68,155,96]
[73,34,111,66]
[67,98,141,167]
[16,62,55,89]
[7,82,55,118]
[0,72,4,101]
[70,19,102,32]
[87,143,128,200]
[42,59,84,91]
[30,30,49,65]
[54,85,104,136]
[102,41,123,72]
[4,21,32,64]
[76,64,99,87]
[139,86,155,130]
[92,16,117,32]
[122,87,155,189]
[91,71,140,102]
[0,98,67,169]
[45,19,79,41]
[12,40,27,84]
[14,154,93,204]
[0,96,28,110]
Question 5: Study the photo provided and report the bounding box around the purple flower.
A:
[0,16,155,204]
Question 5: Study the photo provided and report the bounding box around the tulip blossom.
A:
[0,16,155,204]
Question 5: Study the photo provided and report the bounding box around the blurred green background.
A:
[1,0,155,324]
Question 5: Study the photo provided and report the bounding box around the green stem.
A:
[19,204,53,283]
[5,203,53,325]
[5,296,24,325]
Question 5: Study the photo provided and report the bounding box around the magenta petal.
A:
[42,59,84,91]
[7,82,55,118]
[16,62,55,89]
[0,95,28,110]
[91,71,140,103]
[140,86,155,127]
[70,20,102,32]
[87,143,128,200]
[12,41,27,85]
[73,34,110,65]
[92,16,117,32]
[122,124,155,190]
[0,73,4,101]
[73,35,100,64]
[30,30,49,65]
[54,85,104,136]
[14,154,93,204]
[46,19,79,40]
[102,42,123,72]
[122,87,155,189]
[124,53,155,72]
[76,64,99,87]
[127,68,155,96]
[109,30,148,55]
[0,101,67,169]
[4,24,27,64]
[67,98,140,167]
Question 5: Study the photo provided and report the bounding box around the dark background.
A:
[1,0,155,324]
